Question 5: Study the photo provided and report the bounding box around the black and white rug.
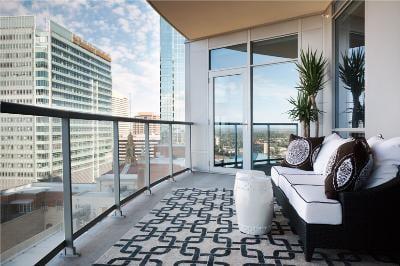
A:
[94,188,398,265]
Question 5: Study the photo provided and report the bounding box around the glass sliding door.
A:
[334,1,365,137]
[210,70,248,172]
[251,35,299,172]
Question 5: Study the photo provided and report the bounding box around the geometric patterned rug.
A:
[93,188,398,265]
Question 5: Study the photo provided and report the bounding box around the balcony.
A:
[0,100,305,265]
[2,0,400,265]
[0,101,193,265]
[2,101,398,265]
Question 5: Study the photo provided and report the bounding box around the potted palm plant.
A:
[287,91,318,137]
[338,47,365,128]
[288,48,327,137]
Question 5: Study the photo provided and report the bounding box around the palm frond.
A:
[287,91,318,123]
[338,47,365,94]
[296,48,328,96]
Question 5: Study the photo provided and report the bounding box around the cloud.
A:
[112,62,160,115]
[112,6,125,16]
[118,17,132,33]
[48,0,89,11]
[0,1,27,15]
[2,0,162,115]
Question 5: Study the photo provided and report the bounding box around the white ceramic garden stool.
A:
[234,170,274,235]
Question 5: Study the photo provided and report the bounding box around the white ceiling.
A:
[148,0,332,41]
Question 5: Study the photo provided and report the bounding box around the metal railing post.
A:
[144,123,151,194]
[189,125,192,172]
[168,124,174,181]
[61,117,79,257]
[267,124,271,163]
[113,121,123,216]
[234,124,238,168]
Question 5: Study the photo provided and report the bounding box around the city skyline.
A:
[0,0,162,116]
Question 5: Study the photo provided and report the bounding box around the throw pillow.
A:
[281,134,324,171]
[367,134,384,148]
[325,138,373,199]
[313,133,352,174]
[364,137,400,188]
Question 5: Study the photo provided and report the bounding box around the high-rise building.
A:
[132,112,160,158]
[112,90,130,138]
[0,16,113,189]
[0,16,36,189]
[112,90,130,163]
[133,112,160,136]
[159,18,185,122]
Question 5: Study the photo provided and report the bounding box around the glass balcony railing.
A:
[253,123,298,171]
[213,122,298,171]
[214,122,243,169]
[0,101,193,265]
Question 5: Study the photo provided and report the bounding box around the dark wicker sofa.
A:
[272,171,400,262]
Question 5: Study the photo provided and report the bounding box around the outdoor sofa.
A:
[271,138,400,261]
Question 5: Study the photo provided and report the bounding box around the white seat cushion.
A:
[278,174,326,218]
[280,174,325,186]
[287,184,342,225]
[271,166,317,186]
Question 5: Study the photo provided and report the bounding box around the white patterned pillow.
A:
[324,138,373,199]
[313,133,352,174]
[281,134,324,171]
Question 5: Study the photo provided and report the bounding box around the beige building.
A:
[132,112,160,136]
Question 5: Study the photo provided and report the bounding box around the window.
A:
[251,35,297,65]
[36,71,48,77]
[36,52,47,59]
[209,44,247,70]
[251,35,299,168]
[18,203,33,214]
[335,1,365,131]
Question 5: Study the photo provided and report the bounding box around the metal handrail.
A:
[0,102,193,125]
[214,121,298,126]
[0,101,193,263]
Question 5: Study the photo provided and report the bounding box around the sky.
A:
[0,0,160,116]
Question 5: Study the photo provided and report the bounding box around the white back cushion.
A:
[364,137,400,188]
[313,133,350,174]
[367,135,384,148]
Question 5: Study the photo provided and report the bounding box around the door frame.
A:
[208,68,251,174]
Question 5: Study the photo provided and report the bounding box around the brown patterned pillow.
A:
[281,134,324,171]
[324,138,373,199]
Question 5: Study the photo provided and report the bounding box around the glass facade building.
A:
[160,18,185,122]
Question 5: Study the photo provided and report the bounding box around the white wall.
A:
[186,15,333,171]
[185,40,209,171]
[365,1,400,138]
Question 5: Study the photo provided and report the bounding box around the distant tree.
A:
[125,133,136,164]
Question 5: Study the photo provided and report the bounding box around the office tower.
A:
[159,18,185,122]
[0,16,113,189]
[0,16,36,189]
